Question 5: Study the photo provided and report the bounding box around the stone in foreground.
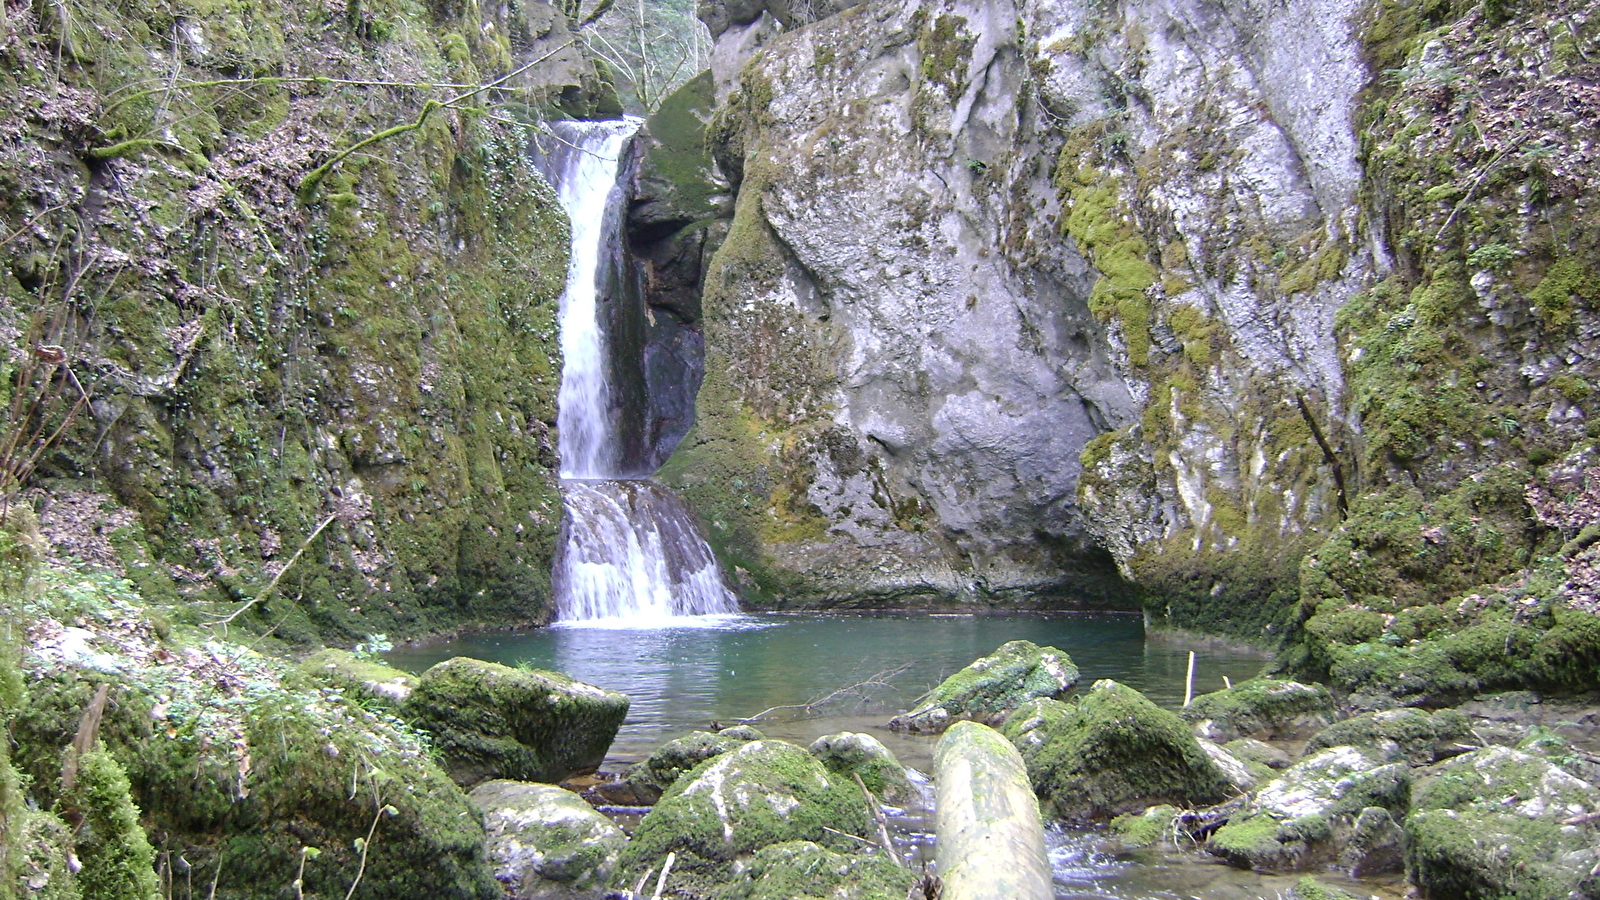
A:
[1000,679,1231,822]
[935,721,1052,900]
[618,739,877,894]
[610,725,763,805]
[808,731,915,804]
[468,780,625,900]
[1206,746,1409,874]
[401,658,629,787]
[709,841,912,900]
[1405,746,1600,900]
[889,640,1078,734]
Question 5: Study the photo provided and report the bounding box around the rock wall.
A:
[0,0,619,642]
[669,0,1600,660]
[660,0,1370,613]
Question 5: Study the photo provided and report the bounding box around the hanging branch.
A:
[297,40,575,202]
[206,513,337,632]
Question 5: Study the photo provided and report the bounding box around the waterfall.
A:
[539,119,739,624]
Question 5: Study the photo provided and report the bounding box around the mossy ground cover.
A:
[1,527,498,900]
[1277,0,1600,702]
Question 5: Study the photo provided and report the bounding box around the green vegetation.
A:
[399,657,629,786]
[618,741,877,893]
[999,681,1231,821]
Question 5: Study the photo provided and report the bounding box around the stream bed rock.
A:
[469,780,626,900]
[1001,679,1231,821]
[1405,746,1600,900]
[1207,746,1410,874]
[889,640,1078,733]
[617,739,878,894]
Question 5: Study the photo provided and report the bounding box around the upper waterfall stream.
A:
[540,119,738,623]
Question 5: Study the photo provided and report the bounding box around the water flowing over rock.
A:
[537,119,738,623]
[554,481,738,620]
[541,119,642,481]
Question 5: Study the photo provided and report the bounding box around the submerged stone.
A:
[618,739,876,893]
[468,780,626,900]
[401,657,629,787]
[1406,746,1600,900]
[1181,679,1336,743]
[999,680,1231,822]
[889,640,1078,734]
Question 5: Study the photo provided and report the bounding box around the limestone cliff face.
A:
[676,0,1600,656]
[0,0,617,641]
[663,0,1370,612]
[658,0,1150,606]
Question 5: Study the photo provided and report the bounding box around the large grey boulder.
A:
[889,641,1078,734]
[1207,746,1410,874]
[999,680,1231,822]
[1406,746,1600,900]
[617,740,877,894]
[468,781,626,900]
[400,658,629,787]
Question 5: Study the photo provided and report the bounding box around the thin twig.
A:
[207,513,336,630]
[298,40,575,201]
[855,773,902,868]
[649,851,675,900]
[736,664,912,722]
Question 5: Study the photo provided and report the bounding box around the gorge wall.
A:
[0,0,623,642]
[648,0,1600,661]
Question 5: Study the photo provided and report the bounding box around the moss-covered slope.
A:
[0,0,615,643]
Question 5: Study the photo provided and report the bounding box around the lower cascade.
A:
[538,118,737,624]
[554,480,738,622]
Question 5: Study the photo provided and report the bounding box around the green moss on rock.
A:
[400,657,629,787]
[889,640,1079,734]
[618,740,876,893]
[999,680,1231,822]
[64,750,160,900]
[1181,679,1336,743]
[710,841,913,900]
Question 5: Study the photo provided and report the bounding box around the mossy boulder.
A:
[889,641,1079,734]
[401,658,629,787]
[1180,679,1337,742]
[1304,708,1476,765]
[807,732,914,805]
[1207,746,1410,874]
[1405,746,1600,900]
[708,841,912,900]
[295,648,417,707]
[617,740,877,893]
[467,780,625,900]
[604,725,763,805]
[998,680,1231,822]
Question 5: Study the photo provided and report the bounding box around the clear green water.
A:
[388,612,1405,900]
[385,611,1268,767]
